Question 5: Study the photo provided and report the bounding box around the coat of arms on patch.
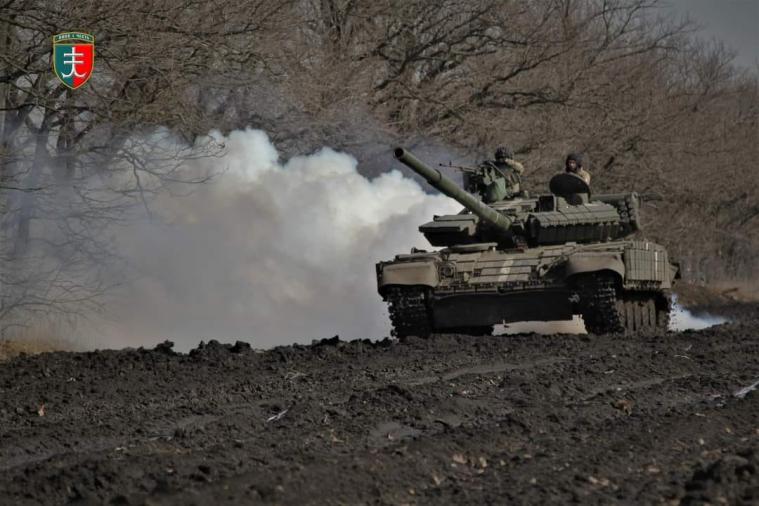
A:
[52,32,94,89]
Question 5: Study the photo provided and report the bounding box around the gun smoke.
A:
[90,128,459,350]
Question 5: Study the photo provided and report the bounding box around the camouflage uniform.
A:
[565,153,591,186]
[464,146,527,203]
[491,146,525,195]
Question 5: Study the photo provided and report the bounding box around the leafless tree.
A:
[0,0,290,333]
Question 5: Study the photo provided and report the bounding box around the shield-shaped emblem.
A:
[53,32,95,89]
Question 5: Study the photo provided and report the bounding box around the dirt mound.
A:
[1,305,758,504]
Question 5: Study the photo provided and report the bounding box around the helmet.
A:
[494,146,513,161]
[566,152,583,167]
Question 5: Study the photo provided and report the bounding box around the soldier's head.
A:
[494,146,513,161]
[565,153,583,172]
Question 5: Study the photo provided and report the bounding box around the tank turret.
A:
[394,148,514,233]
[395,147,634,248]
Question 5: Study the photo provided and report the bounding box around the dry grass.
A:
[710,280,759,303]
[0,323,79,362]
[675,280,759,308]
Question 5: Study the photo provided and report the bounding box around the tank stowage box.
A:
[376,148,678,337]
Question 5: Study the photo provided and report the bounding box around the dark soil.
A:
[1,307,758,505]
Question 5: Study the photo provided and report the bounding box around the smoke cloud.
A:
[89,128,458,350]
[669,295,728,331]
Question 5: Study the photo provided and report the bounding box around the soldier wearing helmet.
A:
[485,146,525,198]
[565,152,591,186]
[493,146,525,177]
[464,145,527,203]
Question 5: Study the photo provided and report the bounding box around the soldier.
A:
[565,152,591,185]
[463,146,527,203]
[486,146,525,197]
[493,146,525,178]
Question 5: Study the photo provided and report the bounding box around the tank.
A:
[376,148,679,337]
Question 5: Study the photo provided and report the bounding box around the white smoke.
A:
[669,294,728,331]
[90,128,459,350]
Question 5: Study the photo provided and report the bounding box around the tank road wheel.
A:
[577,274,672,335]
[616,292,672,334]
[616,294,654,332]
[385,286,433,338]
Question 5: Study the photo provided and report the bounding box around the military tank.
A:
[376,148,678,337]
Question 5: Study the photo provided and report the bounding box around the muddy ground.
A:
[1,305,758,505]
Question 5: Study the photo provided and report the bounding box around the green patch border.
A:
[52,32,95,90]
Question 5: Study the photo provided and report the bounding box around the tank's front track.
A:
[385,286,433,338]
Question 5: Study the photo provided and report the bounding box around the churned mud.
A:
[1,306,757,505]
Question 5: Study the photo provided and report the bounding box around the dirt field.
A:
[1,305,758,505]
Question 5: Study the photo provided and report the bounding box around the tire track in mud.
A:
[403,357,567,386]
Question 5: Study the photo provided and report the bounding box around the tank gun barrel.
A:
[394,147,513,233]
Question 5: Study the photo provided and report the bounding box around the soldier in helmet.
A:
[485,146,524,194]
[464,145,527,203]
[565,152,591,185]
[493,146,525,179]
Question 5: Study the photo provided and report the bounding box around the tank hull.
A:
[430,289,574,328]
[377,240,677,336]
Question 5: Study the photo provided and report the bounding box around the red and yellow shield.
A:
[53,32,94,89]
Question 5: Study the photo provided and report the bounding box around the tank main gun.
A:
[394,147,514,233]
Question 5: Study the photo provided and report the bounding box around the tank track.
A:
[578,275,671,335]
[385,286,432,338]
[655,293,671,329]
[578,276,624,334]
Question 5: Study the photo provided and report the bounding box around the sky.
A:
[666,0,759,69]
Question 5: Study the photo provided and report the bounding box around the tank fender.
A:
[565,252,625,282]
[377,260,439,291]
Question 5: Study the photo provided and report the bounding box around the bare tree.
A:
[0,0,290,333]
[284,0,758,282]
